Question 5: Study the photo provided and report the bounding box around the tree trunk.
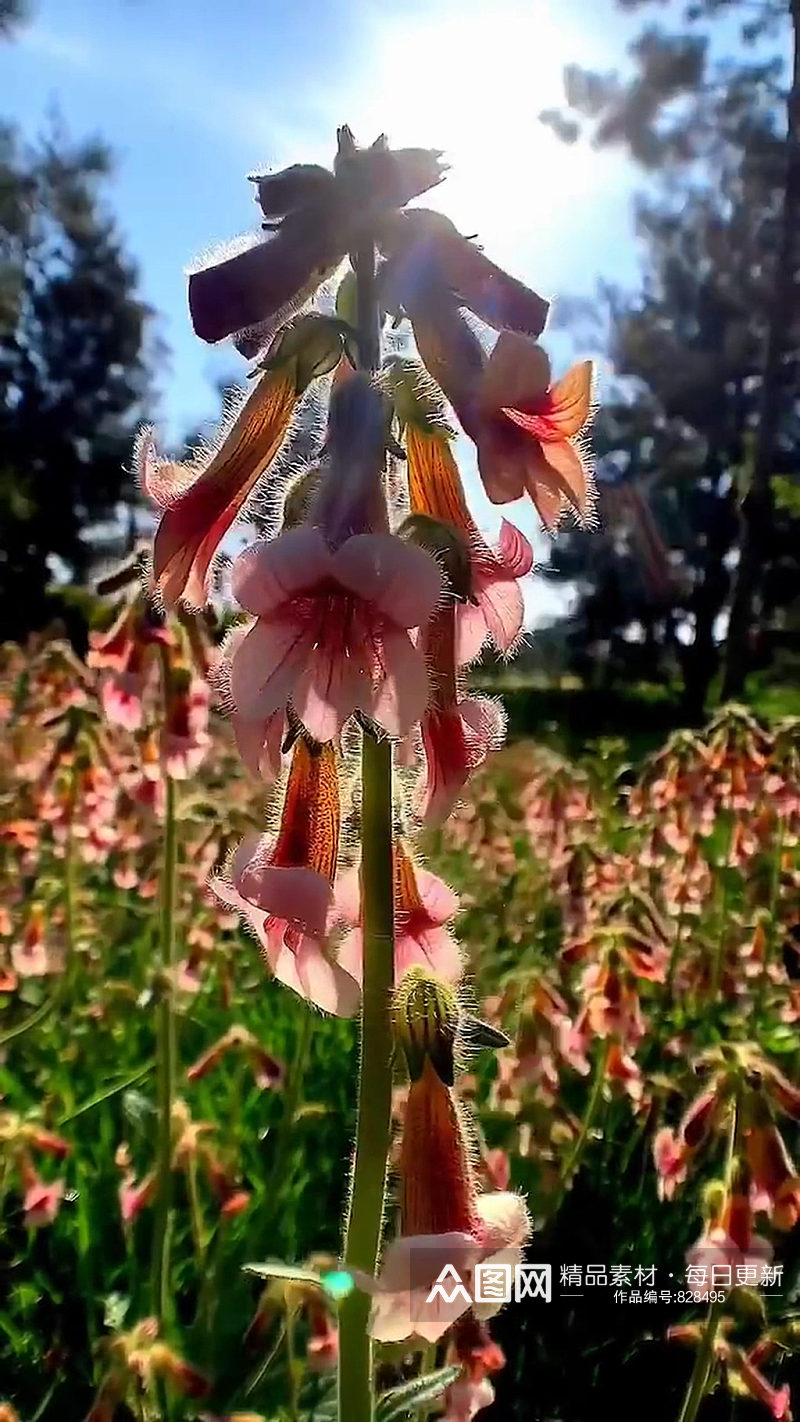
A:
[722,0,800,700]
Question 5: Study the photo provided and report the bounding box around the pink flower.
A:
[23,1176,65,1229]
[416,601,506,824]
[88,604,171,731]
[214,739,359,1017]
[229,526,441,742]
[120,1172,156,1225]
[363,1051,530,1344]
[138,363,300,609]
[402,413,533,661]
[11,906,50,978]
[398,263,593,530]
[100,675,145,733]
[442,1376,495,1422]
[653,1128,689,1201]
[306,1304,338,1373]
[483,1149,511,1191]
[731,1350,793,1421]
[456,519,534,665]
[161,676,211,780]
[686,1186,772,1298]
[335,840,463,985]
[367,1192,530,1344]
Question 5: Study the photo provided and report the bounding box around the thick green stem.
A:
[339,733,395,1422]
[337,231,395,1422]
[151,773,178,1328]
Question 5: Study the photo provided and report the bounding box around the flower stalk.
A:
[675,1100,740,1422]
[151,772,178,1328]
[338,238,396,1422]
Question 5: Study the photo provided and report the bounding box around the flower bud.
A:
[398,513,473,603]
[701,1180,727,1226]
[393,966,459,1085]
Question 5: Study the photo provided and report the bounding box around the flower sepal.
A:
[393,967,459,1086]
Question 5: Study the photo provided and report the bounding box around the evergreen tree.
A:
[543,0,800,710]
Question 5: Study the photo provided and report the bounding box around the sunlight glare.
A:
[359,0,599,264]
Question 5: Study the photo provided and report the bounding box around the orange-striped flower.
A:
[139,316,345,609]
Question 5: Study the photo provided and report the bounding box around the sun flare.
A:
[359,0,599,262]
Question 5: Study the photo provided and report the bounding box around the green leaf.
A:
[376,1365,462,1421]
[243,1259,323,1288]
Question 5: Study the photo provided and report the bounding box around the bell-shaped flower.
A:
[387,257,593,530]
[390,358,533,661]
[361,972,530,1343]
[227,376,442,742]
[686,1169,772,1298]
[139,315,346,609]
[380,208,549,341]
[334,839,463,985]
[189,131,446,346]
[213,738,359,1016]
[416,599,506,825]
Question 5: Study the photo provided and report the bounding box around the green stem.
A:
[260,1006,314,1238]
[286,1307,301,1422]
[337,232,395,1422]
[677,1295,726,1422]
[755,817,784,1017]
[710,818,735,1002]
[151,773,178,1328]
[339,730,395,1422]
[676,1101,740,1422]
[549,1039,610,1219]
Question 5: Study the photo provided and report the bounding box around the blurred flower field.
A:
[3,621,800,1421]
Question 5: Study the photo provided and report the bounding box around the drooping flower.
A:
[21,1161,65,1229]
[229,525,440,744]
[306,1301,339,1373]
[88,602,172,732]
[442,1313,506,1422]
[188,131,446,346]
[214,738,359,1016]
[160,671,211,780]
[391,357,534,662]
[226,372,442,742]
[416,599,506,825]
[364,971,530,1343]
[727,1347,793,1421]
[744,1097,800,1231]
[335,840,463,986]
[139,315,347,609]
[11,904,50,978]
[686,1169,772,1297]
[380,208,550,342]
[383,245,592,529]
[186,1025,284,1092]
[653,1087,722,1201]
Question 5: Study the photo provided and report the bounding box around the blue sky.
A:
[1,0,657,619]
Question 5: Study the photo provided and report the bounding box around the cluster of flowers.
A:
[436,708,800,1417]
[130,130,595,1415]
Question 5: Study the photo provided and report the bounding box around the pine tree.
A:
[0,125,155,640]
[543,0,800,711]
